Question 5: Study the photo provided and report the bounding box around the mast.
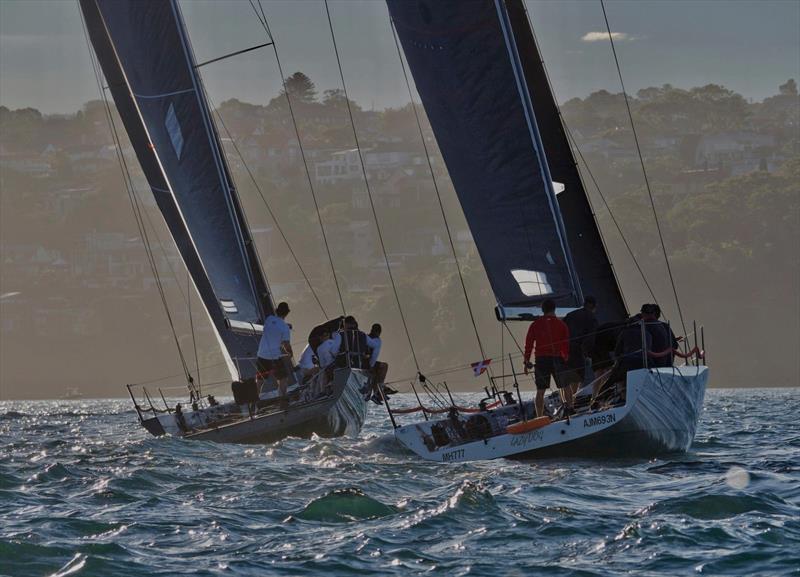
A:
[504,0,628,322]
[80,0,273,380]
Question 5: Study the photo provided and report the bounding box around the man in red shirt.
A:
[523,299,572,417]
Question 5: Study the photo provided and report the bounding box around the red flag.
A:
[471,358,492,377]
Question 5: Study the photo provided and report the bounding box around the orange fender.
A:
[506,416,551,435]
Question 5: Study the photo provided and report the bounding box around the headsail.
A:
[387,0,583,320]
[80,0,272,379]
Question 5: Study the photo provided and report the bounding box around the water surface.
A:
[1,388,798,576]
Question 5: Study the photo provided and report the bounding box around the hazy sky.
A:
[0,0,798,115]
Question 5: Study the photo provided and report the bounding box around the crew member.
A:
[523,299,571,418]
[257,301,293,404]
[649,304,680,367]
[297,343,318,380]
[363,323,392,404]
[604,308,653,391]
[339,316,369,369]
[563,296,598,393]
[316,329,341,368]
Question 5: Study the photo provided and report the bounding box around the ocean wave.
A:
[642,492,787,520]
[0,389,798,576]
[294,488,397,523]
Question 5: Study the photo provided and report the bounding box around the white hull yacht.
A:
[393,366,707,463]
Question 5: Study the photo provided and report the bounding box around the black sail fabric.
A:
[505,0,628,323]
[387,0,582,315]
[80,0,271,378]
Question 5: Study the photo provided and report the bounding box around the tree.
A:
[779,78,798,96]
[322,88,347,107]
[282,72,317,104]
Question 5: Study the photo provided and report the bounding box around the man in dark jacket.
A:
[337,316,369,369]
[604,311,652,390]
[563,296,598,392]
[647,304,680,368]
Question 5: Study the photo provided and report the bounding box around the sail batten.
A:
[80,0,273,378]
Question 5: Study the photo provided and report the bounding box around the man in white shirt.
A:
[363,323,391,404]
[257,301,293,402]
[297,344,317,376]
[316,330,342,368]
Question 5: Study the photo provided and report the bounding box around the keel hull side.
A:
[394,366,707,462]
[516,366,707,458]
[141,368,369,444]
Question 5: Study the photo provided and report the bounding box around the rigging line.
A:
[137,204,189,309]
[79,6,193,384]
[389,18,496,384]
[130,360,228,386]
[188,272,201,391]
[520,4,633,313]
[503,321,525,354]
[522,0,657,307]
[600,0,687,336]
[250,0,347,317]
[563,124,659,307]
[207,96,328,318]
[500,321,505,389]
[324,0,422,372]
[194,41,273,69]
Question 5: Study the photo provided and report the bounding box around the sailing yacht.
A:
[383,0,708,461]
[79,0,368,443]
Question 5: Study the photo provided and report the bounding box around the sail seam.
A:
[170,0,265,326]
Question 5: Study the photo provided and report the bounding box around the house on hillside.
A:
[692,131,778,174]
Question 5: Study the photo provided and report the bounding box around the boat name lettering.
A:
[509,430,544,447]
[583,413,616,428]
[441,449,465,462]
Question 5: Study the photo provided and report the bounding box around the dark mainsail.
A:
[80,0,272,378]
[505,0,628,322]
[387,0,583,320]
[388,0,626,322]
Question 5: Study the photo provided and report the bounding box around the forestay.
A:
[387,0,582,318]
[80,0,272,378]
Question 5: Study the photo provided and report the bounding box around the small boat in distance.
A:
[383,0,708,462]
[79,0,368,442]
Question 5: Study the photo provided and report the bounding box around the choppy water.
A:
[1,388,798,577]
